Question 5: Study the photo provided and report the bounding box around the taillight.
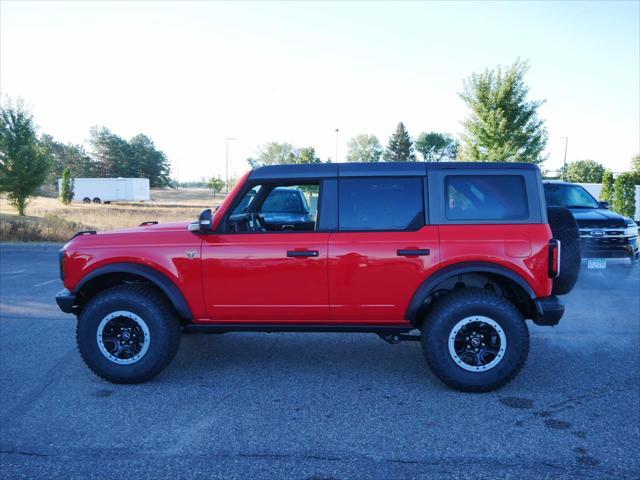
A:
[548,239,560,278]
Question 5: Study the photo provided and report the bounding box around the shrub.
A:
[599,170,614,204]
[565,159,605,183]
[613,172,637,219]
[59,167,74,205]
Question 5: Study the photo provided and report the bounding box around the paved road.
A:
[1,243,638,479]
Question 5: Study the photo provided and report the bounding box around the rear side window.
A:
[446,175,528,221]
[338,177,424,231]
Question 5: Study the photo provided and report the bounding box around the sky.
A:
[1,1,639,181]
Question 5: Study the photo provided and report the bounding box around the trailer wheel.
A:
[93,197,101,204]
[83,197,91,204]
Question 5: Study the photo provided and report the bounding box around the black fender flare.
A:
[76,262,193,320]
[405,262,536,325]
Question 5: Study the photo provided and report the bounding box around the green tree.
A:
[41,134,96,185]
[459,60,547,164]
[294,147,321,164]
[89,128,170,187]
[207,176,225,196]
[415,132,458,162]
[129,134,171,187]
[631,153,640,184]
[565,159,605,183]
[600,170,614,204]
[346,134,383,163]
[613,172,637,219]
[247,142,295,168]
[384,122,415,162]
[0,99,50,215]
[59,167,74,204]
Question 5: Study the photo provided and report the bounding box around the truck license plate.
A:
[587,259,607,269]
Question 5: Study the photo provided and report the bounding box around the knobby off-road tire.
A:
[421,288,529,393]
[76,284,181,384]
[547,206,581,295]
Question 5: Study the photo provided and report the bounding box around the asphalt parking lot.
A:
[0,243,638,479]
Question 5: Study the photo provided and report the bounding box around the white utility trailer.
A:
[58,178,150,203]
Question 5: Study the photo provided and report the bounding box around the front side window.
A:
[338,177,424,231]
[226,183,320,233]
[446,175,529,221]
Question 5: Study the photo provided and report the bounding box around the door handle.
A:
[397,249,430,257]
[287,250,320,258]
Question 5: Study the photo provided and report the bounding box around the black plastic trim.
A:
[397,249,430,256]
[184,323,413,334]
[532,296,564,326]
[56,288,76,313]
[70,230,97,240]
[287,250,319,258]
[75,263,193,319]
[405,262,537,324]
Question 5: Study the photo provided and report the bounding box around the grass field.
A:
[0,189,225,242]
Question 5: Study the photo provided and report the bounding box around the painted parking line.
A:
[33,279,59,287]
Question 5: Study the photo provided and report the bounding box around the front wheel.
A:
[421,288,529,393]
[76,285,181,383]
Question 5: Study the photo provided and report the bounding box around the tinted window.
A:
[544,184,599,209]
[446,175,528,220]
[232,185,262,214]
[262,188,307,214]
[339,178,424,231]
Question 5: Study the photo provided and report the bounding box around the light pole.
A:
[561,137,568,180]
[335,128,339,162]
[225,137,238,192]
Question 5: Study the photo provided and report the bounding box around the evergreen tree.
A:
[415,132,458,162]
[613,173,637,219]
[599,170,614,204]
[459,60,547,164]
[0,99,50,215]
[59,167,74,204]
[384,122,415,162]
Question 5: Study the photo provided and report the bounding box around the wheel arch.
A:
[75,263,193,320]
[406,262,537,326]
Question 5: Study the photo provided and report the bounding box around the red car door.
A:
[201,232,330,322]
[328,176,440,323]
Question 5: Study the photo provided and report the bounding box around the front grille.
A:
[581,237,628,246]
[577,220,626,229]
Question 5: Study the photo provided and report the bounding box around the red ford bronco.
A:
[56,162,580,392]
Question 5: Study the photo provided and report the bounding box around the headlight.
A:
[624,223,639,237]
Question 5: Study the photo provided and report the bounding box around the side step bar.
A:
[184,323,414,335]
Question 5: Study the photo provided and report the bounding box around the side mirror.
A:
[198,208,213,233]
[599,201,609,209]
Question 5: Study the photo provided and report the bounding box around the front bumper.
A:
[532,296,564,326]
[580,234,639,261]
[56,289,77,314]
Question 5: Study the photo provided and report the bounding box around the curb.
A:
[0,242,64,252]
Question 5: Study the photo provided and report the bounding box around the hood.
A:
[98,221,192,235]
[569,208,629,228]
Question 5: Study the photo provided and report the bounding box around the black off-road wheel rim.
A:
[448,316,507,372]
[96,311,151,365]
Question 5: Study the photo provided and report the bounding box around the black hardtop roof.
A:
[249,161,539,180]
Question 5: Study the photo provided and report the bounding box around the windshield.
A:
[544,184,599,209]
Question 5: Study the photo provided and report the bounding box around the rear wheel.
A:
[547,206,581,295]
[421,288,529,393]
[76,285,181,383]
[92,197,101,204]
